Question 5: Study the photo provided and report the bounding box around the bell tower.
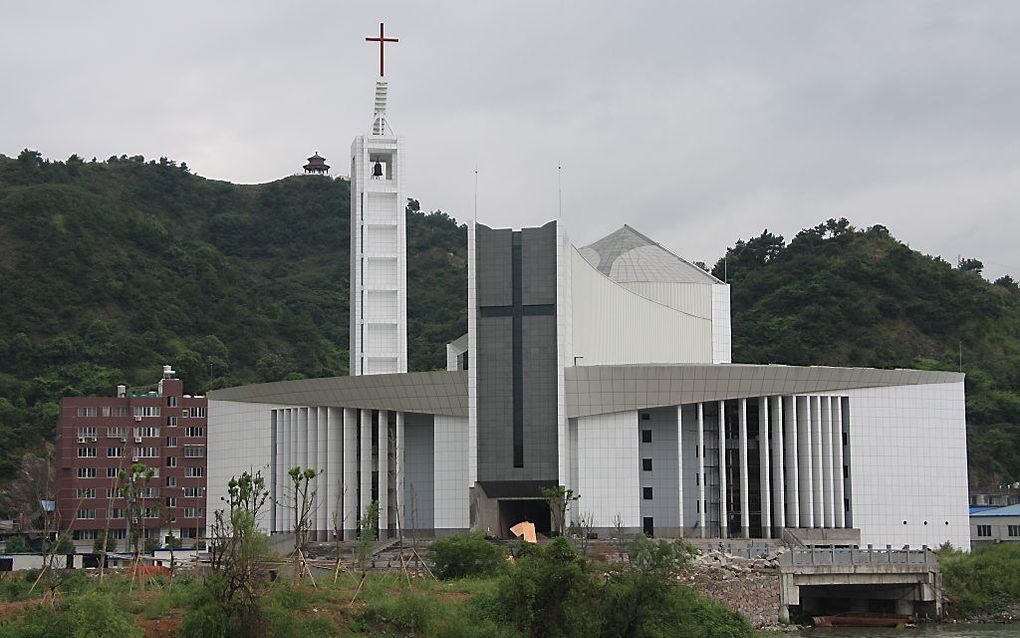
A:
[350,23,407,376]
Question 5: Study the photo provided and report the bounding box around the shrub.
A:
[490,537,600,637]
[428,532,505,580]
[4,536,28,553]
[67,592,144,637]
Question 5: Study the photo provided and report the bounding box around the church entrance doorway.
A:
[497,499,551,538]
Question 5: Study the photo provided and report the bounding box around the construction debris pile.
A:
[679,547,784,630]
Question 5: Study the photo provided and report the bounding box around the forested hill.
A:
[713,218,1020,488]
[0,151,467,486]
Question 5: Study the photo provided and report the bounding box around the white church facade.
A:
[206,40,970,550]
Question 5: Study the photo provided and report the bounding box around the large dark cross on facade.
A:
[365,22,399,77]
[478,232,555,468]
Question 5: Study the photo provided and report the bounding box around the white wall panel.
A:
[207,400,276,533]
[433,415,469,529]
[576,410,640,528]
[845,382,969,548]
[570,250,713,366]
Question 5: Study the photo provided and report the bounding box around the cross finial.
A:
[365,22,399,77]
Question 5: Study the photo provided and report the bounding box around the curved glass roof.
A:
[578,225,721,284]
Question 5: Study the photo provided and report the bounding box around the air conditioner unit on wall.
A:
[134,436,142,443]
[77,436,86,443]
[134,415,142,421]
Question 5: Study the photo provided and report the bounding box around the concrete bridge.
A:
[778,546,942,623]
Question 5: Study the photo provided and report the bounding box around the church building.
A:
[206,27,969,550]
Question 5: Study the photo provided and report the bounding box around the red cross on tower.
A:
[365,22,399,77]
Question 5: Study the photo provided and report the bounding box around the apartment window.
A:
[77,467,97,479]
[76,407,97,417]
[641,458,653,472]
[108,447,125,458]
[184,446,205,458]
[134,447,159,458]
[134,426,161,438]
[191,407,207,418]
[166,476,177,487]
[106,488,116,499]
[185,426,204,437]
[107,467,118,478]
[102,406,110,417]
[143,507,160,519]
[168,396,178,407]
[977,525,992,537]
[75,488,96,499]
[110,508,124,519]
[166,436,178,448]
[138,487,160,499]
[77,508,97,520]
[166,457,178,468]
[106,426,128,438]
[133,406,161,418]
[185,466,203,478]
[110,406,129,417]
[184,487,201,497]
[642,487,653,500]
[167,417,178,427]
[166,497,177,507]
[1009,525,1020,537]
[109,529,126,539]
[184,507,203,518]
[76,427,97,439]
[641,430,652,443]
[77,447,97,458]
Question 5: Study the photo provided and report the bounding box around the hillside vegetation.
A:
[1,150,1018,502]
[0,151,466,489]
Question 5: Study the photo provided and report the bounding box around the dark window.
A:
[641,430,652,443]
[843,465,849,478]
[696,473,700,486]
[640,413,650,421]
[842,432,848,446]
[643,517,654,537]
[1008,525,1020,537]
[642,487,653,500]
[642,458,653,471]
[977,525,992,537]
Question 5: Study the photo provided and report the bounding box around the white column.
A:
[832,398,846,528]
[359,409,373,523]
[758,397,771,539]
[395,411,405,533]
[697,403,706,538]
[811,396,824,527]
[676,405,684,531]
[342,408,359,535]
[301,407,310,470]
[272,410,281,533]
[771,396,785,533]
[280,409,292,533]
[316,407,328,537]
[377,410,389,537]
[821,397,834,528]
[718,400,728,538]
[738,398,750,538]
[784,396,799,529]
[323,407,335,537]
[797,396,813,528]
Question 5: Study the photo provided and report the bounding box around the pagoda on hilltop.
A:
[303,152,330,175]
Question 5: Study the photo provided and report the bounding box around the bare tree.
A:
[287,466,320,585]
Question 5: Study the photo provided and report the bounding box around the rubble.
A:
[680,547,785,630]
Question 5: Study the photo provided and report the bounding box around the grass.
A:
[940,543,1020,619]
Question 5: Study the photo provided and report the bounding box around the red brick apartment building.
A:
[56,365,207,550]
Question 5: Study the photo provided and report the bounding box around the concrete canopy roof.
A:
[208,370,468,417]
[209,364,962,421]
[565,364,962,418]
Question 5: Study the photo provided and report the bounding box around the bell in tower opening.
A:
[372,160,384,178]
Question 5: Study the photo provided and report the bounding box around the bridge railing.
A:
[780,545,936,567]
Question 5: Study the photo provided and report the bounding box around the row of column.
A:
[274,406,404,538]
[692,395,847,538]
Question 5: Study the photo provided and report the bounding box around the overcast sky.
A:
[3,1,1018,279]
